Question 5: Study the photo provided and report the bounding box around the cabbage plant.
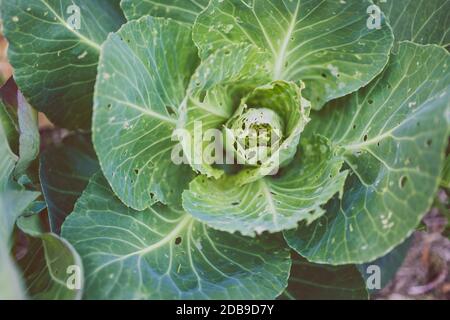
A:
[0,0,449,300]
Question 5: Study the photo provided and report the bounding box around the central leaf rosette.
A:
[221,80,311,180]
[177,44,348,236]
[178,72,311,182]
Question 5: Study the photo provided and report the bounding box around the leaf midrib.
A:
[273,1,300,79]
[86,215,193,277]
[259,179,279,228]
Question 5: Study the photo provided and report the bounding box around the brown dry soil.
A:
[376,191,450,300]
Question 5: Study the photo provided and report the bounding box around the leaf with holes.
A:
[177,43,272,178]
[61,173,291,300]
[93,16,199,210]
[193,0,393,109]
[183,136,348,236]
[1,0,126,129]
[284,42,450,264]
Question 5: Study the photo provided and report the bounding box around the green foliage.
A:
[1,0,449,300]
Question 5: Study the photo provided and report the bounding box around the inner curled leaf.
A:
[228,107,285,166]
[223,81,311,185]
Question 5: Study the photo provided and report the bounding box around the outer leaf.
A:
[285,42,450,264]
[62,173,291,300]
[0,81,19,154]
[0,184,39,244]
[0,102,38,300]
[0,114,39,243]
[1,0,126,129]
[0,241,25,300]
[0,101,18,190]
[93,16,199,210]
[179,43,272,178]
[121,0,209,25]
[193,0,393,109]
[40,133,99,233]
[281,253,368,300]
[357,235,412,295]
[183,136,348,236]
[14,92,39,178]
[0,80,40,178]
[376,0,450,47]
[15,216,84,300]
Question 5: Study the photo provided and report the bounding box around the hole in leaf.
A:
[368,99,374,105]
[166,106,176,116]
[231,201,240,206]
[134,169,139,175]
[399,176,408,189]
[199,91,207,103]
[321,73,327,78]
[175,237,182,245]
[426,139,433,147]
[363,134,368,142]
[352,125,356,130]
